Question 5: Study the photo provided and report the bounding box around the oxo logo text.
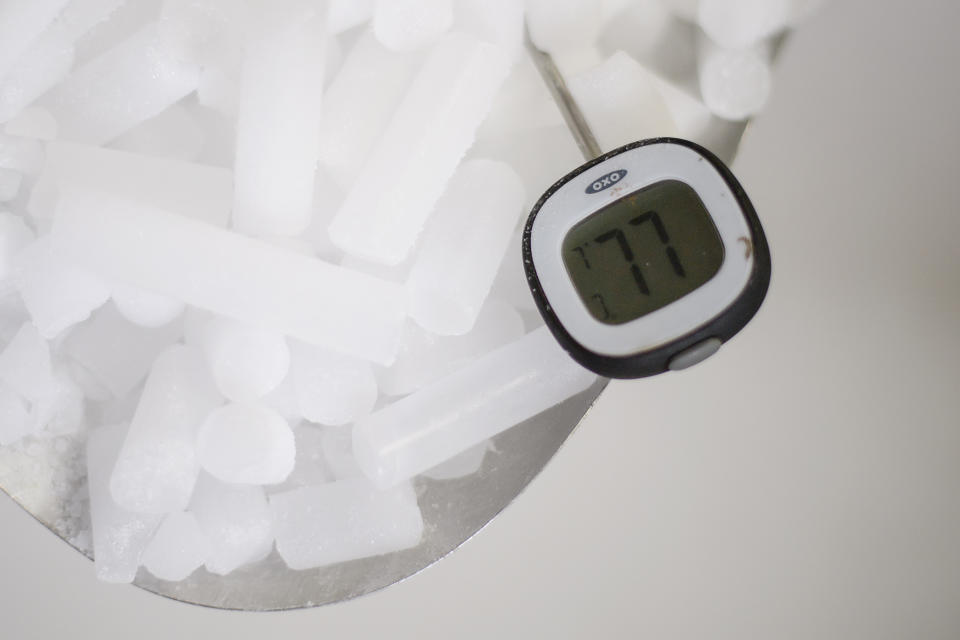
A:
[585,169,627,194]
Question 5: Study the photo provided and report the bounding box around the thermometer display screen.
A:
[562,180,725,325]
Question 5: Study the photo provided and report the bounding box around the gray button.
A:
[668,338,723,371]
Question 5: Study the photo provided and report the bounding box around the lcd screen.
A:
[562,180,725,325]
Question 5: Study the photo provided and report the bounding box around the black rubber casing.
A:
[521,138,771,379]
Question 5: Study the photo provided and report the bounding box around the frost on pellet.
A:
[0,0,821,585]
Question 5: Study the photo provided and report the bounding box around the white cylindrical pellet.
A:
[44,24,201,145]
[317,30,421,189]
[51,191,407,364]
[196,403,295,485]
[200,316,290,402]
[291,342,378,426]
[328,32,513,266]
[109,345,223,514]
[233,8,327,237]
[407,159,525,336]
[86,423,162,583]
[372,0,452,52]
[270,478,423,570]
[698,36,772,121]
[353,327,598,489]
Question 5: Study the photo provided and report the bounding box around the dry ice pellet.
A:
[0,0,820,585]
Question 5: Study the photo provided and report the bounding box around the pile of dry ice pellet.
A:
[0,0,820,583]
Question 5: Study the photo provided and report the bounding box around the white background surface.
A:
[2,0,959,638]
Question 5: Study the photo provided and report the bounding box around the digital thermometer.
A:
[522,138,770,378]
